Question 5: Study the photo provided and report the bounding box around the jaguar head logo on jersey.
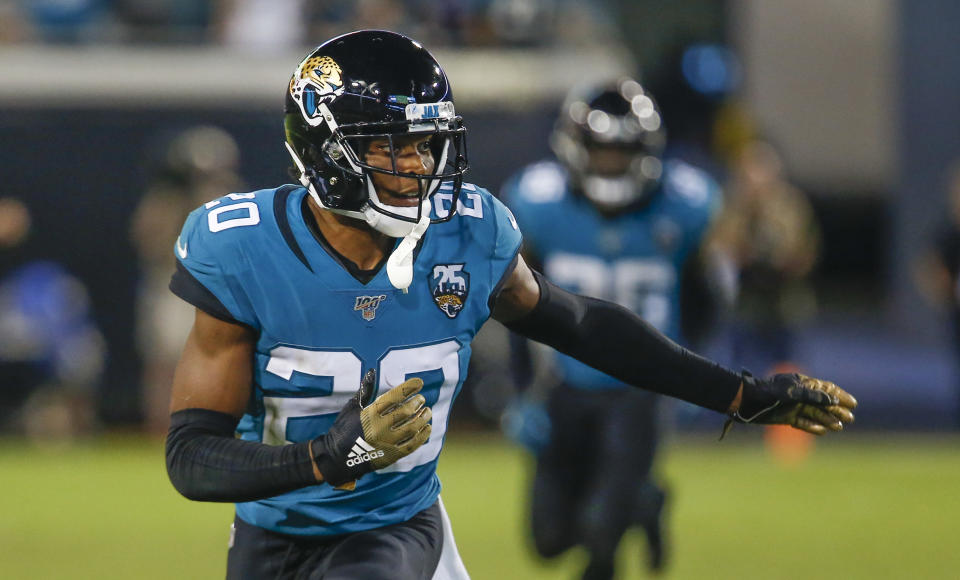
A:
[289,55,345,125]
[430,264,470,318]
[354,294,387,321]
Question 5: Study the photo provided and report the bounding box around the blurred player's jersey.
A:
[170,183,521,536]
[504,159,719,390]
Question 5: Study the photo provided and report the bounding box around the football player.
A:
[164,30,856,580]
[502,78,723,577]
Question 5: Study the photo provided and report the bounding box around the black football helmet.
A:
[551,78,666,213]
[284,30,468,237]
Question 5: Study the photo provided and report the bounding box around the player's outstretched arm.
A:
[165,310,431,502]
[492,256,856,432]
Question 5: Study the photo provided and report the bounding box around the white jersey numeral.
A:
[205,193,261,232]
[262,349,362,445]
[377,340,460,472]
[261,340,462,472]
[434,189,483,219]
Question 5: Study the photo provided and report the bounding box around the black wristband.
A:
[309,396,375,487]
[165,408,317,502]
[504,270,741,412]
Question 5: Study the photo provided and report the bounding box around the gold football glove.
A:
[312,369,432,488]
[722,372,857,439]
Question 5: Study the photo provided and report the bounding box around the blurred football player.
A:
[502,78,722,577]
[164,30,856,580]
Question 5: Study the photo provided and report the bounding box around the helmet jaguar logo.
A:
[290,55,345,121]
[429,264,470,319]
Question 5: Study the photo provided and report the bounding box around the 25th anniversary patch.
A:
[429,264,469,318]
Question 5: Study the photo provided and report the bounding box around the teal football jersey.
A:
[503,159,720,390]
[171,182,521,536]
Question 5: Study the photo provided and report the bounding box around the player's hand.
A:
[311,369,432,488]
[723,372,857,437]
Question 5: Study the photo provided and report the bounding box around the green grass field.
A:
[2,432,958,579]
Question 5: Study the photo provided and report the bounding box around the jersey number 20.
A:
[261,340,461,473]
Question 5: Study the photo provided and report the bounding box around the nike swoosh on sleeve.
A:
[176,237,188,259]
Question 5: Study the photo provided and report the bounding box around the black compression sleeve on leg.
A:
[504,270,741,413]
[165,408,317,502]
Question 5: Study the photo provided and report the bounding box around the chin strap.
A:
[386,201,431,293]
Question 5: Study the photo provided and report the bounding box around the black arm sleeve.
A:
[165,408,318,503]
[504,270,741,413]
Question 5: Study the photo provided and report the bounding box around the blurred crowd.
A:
[0,0,616,49]
[0,197,104,441]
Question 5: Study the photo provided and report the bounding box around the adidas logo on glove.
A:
[345,437,385,467]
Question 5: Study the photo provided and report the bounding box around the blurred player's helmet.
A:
[551,78,666,212]
[284,29,468,239]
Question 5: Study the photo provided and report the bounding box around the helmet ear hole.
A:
[322,140,346,162]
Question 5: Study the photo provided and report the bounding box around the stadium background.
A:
[1,1,959,578]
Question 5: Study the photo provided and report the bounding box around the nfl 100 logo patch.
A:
[430,263,469,318]
[354,294,387,321]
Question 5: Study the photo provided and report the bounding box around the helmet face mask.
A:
[284,30,469,236]
[551,78,665,214]
[334,119,465,223]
